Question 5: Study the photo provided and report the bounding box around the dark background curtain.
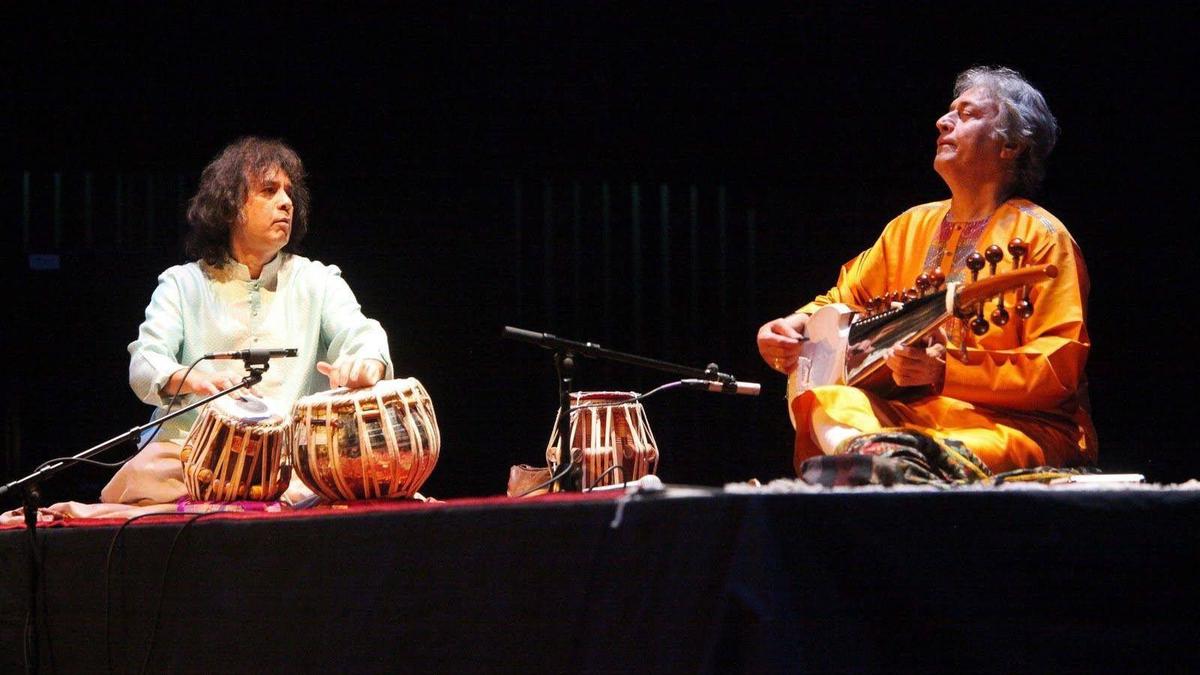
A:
[1,4,1192,505]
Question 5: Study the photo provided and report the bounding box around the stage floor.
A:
[3,484,1199,673]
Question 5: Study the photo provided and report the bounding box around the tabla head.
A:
[569,391,641,407]
[209,392,288,425]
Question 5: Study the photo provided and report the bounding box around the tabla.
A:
[180,394,292,501]
[289,378,441,501]
[545,392,659,489]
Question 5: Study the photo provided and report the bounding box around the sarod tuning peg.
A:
[965,251,988,333]
[1015,297,1035,320]
[985,245,1004,275]
[966,252,985,282]
[991,304,1010,326]
[1007,238,1028,269]
[929,268,945,291]
[1008,238,1033,319]
[984,245,1008,327]
[915,272,932,296]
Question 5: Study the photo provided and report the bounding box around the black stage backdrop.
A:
[1,4,1194,506]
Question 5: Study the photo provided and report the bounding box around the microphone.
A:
[204,348,299,361]
[680,378,762,396]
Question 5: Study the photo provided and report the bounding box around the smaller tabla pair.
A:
[180,378,440,502]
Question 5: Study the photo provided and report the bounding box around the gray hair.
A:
[954,66,1059,197]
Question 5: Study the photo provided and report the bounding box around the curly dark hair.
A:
[185,137,310,265]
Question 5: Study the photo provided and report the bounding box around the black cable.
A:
[104,512,188,675]
[20,357,206,675]
[22,607,30,675]
[584,464,627,492]
[23,608,31,675]
[35,524,54,675]
[21,499,55,675]
[32,357,206,475]
[138,512,220,675]
[34,456,137,470]
[515,462,576,498]
[23,509,37,675]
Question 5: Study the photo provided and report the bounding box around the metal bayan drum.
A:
[290,378,441,500]
[545,392,659,489]
[181,394,292,501]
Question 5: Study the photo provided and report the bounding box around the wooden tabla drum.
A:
[289,378,440,500]
[545,392,659,489]
[181,394,292,502]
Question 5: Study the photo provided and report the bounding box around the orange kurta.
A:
[791,198,1096,473]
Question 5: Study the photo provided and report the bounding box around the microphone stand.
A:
[502,326,742,493]
[553,350,579,491]
[0,360,270,674]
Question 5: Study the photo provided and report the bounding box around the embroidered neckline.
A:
[920,210,994,283]
[944,216,990,227]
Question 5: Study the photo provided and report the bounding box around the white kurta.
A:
[129,253,394,443]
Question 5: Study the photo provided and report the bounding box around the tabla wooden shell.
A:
[545,392,659,489]
[289,378,441,501]
[181,394,292,502]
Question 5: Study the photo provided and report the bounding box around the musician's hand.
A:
[886,329,947,388]
[757,314,809,373]
[162,369,247,399]
[317,357,386,389]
